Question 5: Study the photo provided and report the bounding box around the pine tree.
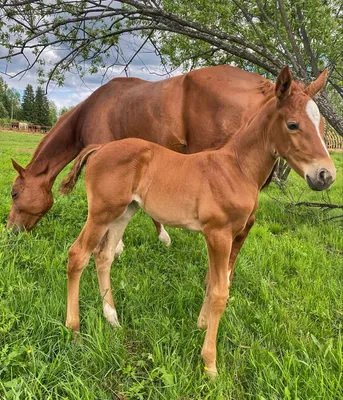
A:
[34,86,50,125]
[21,84,35,122]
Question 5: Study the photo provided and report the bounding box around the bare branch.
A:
[294,202,343,210]
[295,5,319,76]
[122,28,154,76]
[277,0,306,72]
[120,0,282,68]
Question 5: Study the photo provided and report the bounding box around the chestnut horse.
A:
[60,67,335,377]
[7,65,277,251]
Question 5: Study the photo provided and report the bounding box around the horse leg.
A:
[197,271,210,330]
[66,218,109,332]
[197,215,255,330]
[113,220,170,256]
[227,215,255,286]
[152,219,171,247]
[201,229,232,377]
[94,204,138,327]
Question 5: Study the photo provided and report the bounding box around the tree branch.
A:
[294,201,343,210]
[277,0,307,76]
[295,5,319,76]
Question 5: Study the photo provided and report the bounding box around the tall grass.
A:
[0,131,342,399]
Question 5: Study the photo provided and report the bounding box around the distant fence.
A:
[0,122,51,134]
[324,121,343,150]
[0,120,342,149]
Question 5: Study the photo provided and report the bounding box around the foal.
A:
[60,67,335,377]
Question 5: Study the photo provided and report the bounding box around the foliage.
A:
[0,102,8,119]
[0,0,342,135]
[0,118,13,124]
[60,106,74,117]
[159,0,343,118]
[48,101,58,126]
[0,77,21,120]
[0,130,342,398]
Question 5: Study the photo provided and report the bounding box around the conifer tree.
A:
[34,86,50,125]
[21,84,35,122]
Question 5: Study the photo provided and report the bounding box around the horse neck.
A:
[226,98,277,190]
[26,108,81,189]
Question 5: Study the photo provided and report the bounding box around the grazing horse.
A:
[7,65,278,251]
[60,67,335,377]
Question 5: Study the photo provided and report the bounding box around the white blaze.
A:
[305,100,329,157]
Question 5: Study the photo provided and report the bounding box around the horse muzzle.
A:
[305,167,336,191]
[6,209,38,232]
[6,220,26,233]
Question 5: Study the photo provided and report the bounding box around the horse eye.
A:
[287,122,299,131]
[11,192,19,199]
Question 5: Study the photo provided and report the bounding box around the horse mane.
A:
[258,77,305,97]
[258,79,275,96]
[26,106,79,169]
[26,132,51,168]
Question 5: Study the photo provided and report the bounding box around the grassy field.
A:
[0,130,342,399]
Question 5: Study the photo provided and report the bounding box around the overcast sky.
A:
[0,35,181,111]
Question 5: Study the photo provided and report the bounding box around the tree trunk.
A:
[315,91,343,137]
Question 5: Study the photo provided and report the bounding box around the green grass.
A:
[0,130,342,399]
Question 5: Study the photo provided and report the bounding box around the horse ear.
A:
[304,69,328,97]
[275,66,292,100]
[11,158,26,177]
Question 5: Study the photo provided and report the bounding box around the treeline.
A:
[0,78,21,120]
[21,84,58,126]
[0,78,63,126]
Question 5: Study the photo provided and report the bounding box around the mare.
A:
[59,67,335,377]
[7,65,278,251]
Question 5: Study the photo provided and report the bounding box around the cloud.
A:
[0,35,182,112]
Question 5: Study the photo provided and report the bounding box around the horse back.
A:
[77,76,188,152]
[76,65,273,154]
[182,65,273,152]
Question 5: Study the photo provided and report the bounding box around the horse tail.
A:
[59,144,101,195]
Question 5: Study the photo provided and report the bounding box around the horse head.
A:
[269,66,336,190]
[6,160,53,232]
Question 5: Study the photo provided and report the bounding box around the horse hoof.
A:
[65,318,80,333]
[72,331,83,344]
[103,304,121,328]
[109,320,121,328]
[204,366,217,379]
[159,226,171,247]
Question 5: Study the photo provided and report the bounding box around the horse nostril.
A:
[318,169,327,183]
